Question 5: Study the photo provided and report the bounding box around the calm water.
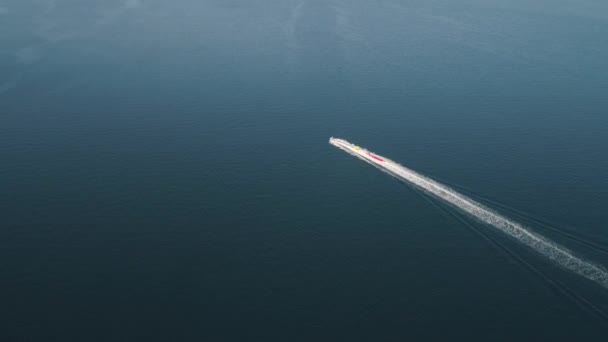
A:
[2,0,608,340]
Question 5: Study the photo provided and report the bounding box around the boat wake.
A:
[330,137,608,290]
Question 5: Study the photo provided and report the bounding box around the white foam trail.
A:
[330,138,608,289]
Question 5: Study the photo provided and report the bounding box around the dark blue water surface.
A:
[2,0,608,340]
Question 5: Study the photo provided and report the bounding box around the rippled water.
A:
[2,0,608,340]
